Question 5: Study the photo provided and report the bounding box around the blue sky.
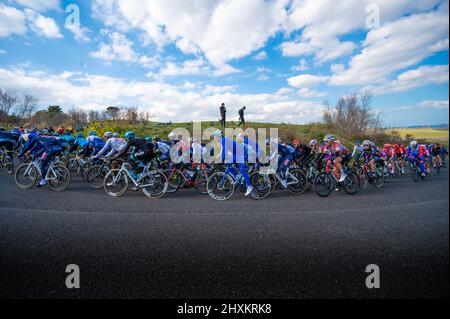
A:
[0,0,448,126]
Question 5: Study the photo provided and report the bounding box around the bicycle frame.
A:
[112,162,158,188]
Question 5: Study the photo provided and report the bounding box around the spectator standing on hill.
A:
[238,106,246,128]
[219,103,226,128]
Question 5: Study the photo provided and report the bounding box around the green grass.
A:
[387,128,449,146]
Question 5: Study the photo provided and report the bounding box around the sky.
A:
[0,0,448,127]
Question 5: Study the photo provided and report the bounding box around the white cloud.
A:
[90,31,158,68]
[330,5,449,86]
[291,59,308,71]
[24,9,63,38]
[66,23,90,42]
[330,63,345,74]
[298,88,327,98]
[13,0,60,12]
[0,4,27,37]
[418,100,449,109]
[253,51,267,60]
[0,49,6,55]
[287,74,329,88]
[92,0,289,71]
[0,66,324,123]
[159,59,210,77]
[281,0,442,62]
[91,31,137,62]
[363,65,449,95]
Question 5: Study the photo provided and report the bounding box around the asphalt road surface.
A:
[0,167,448,299]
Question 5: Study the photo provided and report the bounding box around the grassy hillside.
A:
[84,120,355,145]
[387,128,449,147]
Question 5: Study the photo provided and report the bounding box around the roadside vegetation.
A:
[1,87,447,147]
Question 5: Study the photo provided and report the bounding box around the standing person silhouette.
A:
[219,103,227,128]
[238,106,246,128]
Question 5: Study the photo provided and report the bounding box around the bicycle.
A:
[314,161,359,197]
[354,160,384,190]
[262,166,308,196]
[409,159,425,183]
[164,163,211,194]
[103,160,169,198]
[207,163,271,201]
[14,157,71,191]
[85,157,113,189]
[0,147,14,174]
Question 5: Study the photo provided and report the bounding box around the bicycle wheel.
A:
[268,173,278,193]
[48,164,71,191]
[104,169,128,197]
[287,169,308,195]
[314,172,333,197]
[68,158,81,175]
[165,169,182,193]
[14,163,38,189]
[193,171,209,194]
[410,164,419,183]
[207,171,235,201]
[142,171,168,199]
[375,167,384,188]
[86,165,109,189]
[358,168,369,190]
[249,172,271,199]
[342,171,359,195]
[5,157,14,174]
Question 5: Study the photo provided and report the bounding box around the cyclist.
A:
[393,144,405,174]
[429,143,443,168]
[212,129,253,196]
[323,135,351,182]
[360,140,379,177]
[292,138,313,167]
[406,141,427,177]
[18,130,63,187]
[0,130,16,161]
[60,131,76,153]
[91,132,126,160]
[111,131,156,180]
[85,131,106,157]
[267,137,293,188]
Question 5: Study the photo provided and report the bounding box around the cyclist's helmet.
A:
[383,143,391,149]
[293,138,301,146]
[393,144,399,148]
[355,140,361,145]
[76,133,84,138]
[54,132,60,136]
[362,140,371,146]
[309,139,318,147]
[124,131,135,139]
[410,140,418,148]
[212,129,222,138]
[112,133,120,138]
[323,134,335,142]
[88,131,96,136]
[145,136,152,142]
[0,127,5,131]
[168,131,178,140]
[40,129,49,135]
[65,130,71,135]
[153,135,160,141]
[103,132,113,138]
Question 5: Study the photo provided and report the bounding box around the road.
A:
[0,167,448,299]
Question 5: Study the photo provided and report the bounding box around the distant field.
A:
[388,128,449,146]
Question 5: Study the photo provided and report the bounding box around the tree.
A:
[47,105,63,117]
[16,94,39,122]
[0,89,19,124]
[322,91,379,140]
[106,106,120,121]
